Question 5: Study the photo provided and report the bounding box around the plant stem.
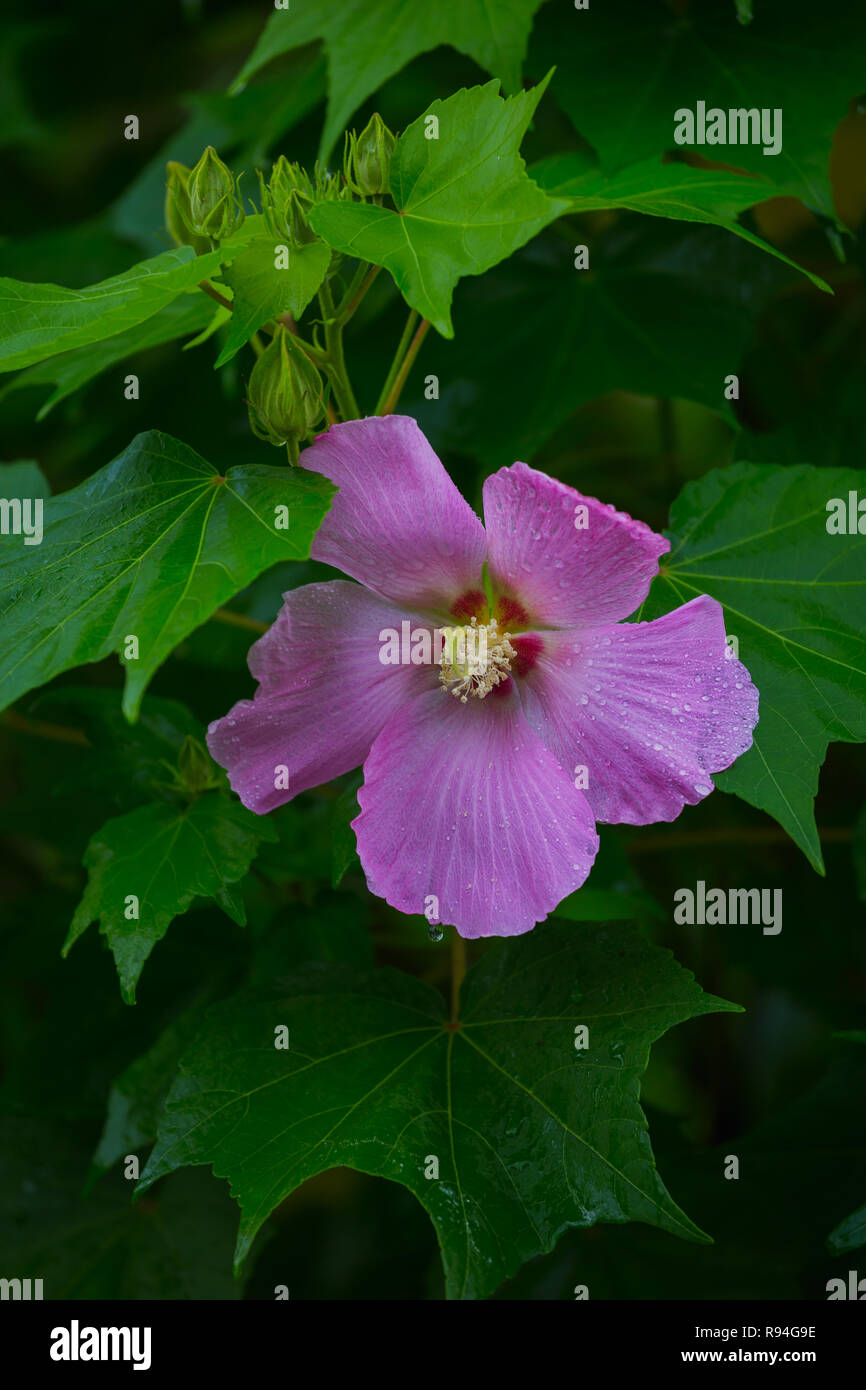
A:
[210,608,269,633]
[337,264,381,323]
[250,331,266,357]
[375,309,418,414]
[318,279,360,420]
[198,280,233,312]
[0,711,90,745]
[450,931,466,1024]
[377,318,430,415]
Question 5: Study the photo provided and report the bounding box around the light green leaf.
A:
[532,152,829,290]
[217,227,332,366]
[309,77,568,336]
[0,232,255,373]
[1,295,216,418]
[139,920,737,1299]
[65,792,278,1004]
[0,430,335,720]
[642,462,866,872]
[234,0,547,158]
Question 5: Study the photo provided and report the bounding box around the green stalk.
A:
[377,318,430,416]
[318,279,360,420]
[375,308,418,415]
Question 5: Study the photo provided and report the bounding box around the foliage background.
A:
[0,0,864,1300]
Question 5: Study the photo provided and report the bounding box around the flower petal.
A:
[207,582,435,813]
[353,686,599,938]
[518,595,759,825]
[483,461,669,628]
[302,415,487,612]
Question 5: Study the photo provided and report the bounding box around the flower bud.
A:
[177,736,220,797]
[186,146,245,242]
[247,329,325,452]
[260,158,320,247]
[345,114,396,196]
[164,162,211,254]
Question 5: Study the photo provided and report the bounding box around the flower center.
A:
[438,617,515,702]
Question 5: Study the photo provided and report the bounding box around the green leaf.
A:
[216,230,332,366]
[0,1119,243,1299]
[509,1046,866,1300]
[234,0,547,158]
[828,1204,866,1254]
[412,222,788,468]
[139,920,738,1299]
[330,773,362,888]
[0,430,335,720]
[309,77,568,336]
[91,1004,211,1180]
[65,791,278,1004]
[532,152,830,290]
[0,238,254,373]
[530,0,864,221]
[0,456,49,496]
[0,294,216,418]
[642,462,866,872]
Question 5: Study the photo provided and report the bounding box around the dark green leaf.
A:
[531,0,864,220]
[0,1119,242,1299]
[330,774,362,888]
[234,0,547,157]
[139,920,737,1299]
[642,462,866,871]
[65,791,278,1004]
[532,152,828,288]
[412,223,787,467]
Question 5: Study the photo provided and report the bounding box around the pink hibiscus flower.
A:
[208,416,759,938]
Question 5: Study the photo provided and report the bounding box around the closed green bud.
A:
[164,162,211,254]
[345,113,396,196]
[247,329,325,453]
[176,736,221,797]
[287,187,318,246]
[260,157,320,247]
[186,146,245,242]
